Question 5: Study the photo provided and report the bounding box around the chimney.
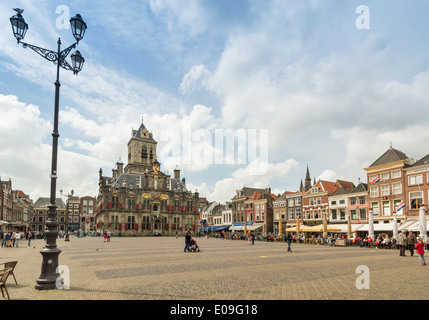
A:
[174,167,180,180]
[117,158,124,174]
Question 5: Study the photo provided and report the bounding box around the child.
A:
[415,237,426,266]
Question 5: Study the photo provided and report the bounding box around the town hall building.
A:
[95,120,200,236]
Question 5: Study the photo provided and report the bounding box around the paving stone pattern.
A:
[1,236,428,300]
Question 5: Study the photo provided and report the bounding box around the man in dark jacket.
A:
[184,231,192,252]
[408,231,416,256]
[285,232,293,252]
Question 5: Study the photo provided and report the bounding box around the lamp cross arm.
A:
[21,41,58,63]
[60,42,78,61]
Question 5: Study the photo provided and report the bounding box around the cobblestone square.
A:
[1,236,428,301]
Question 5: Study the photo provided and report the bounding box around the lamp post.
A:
[9,8,87,290]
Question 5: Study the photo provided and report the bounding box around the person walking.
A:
[397,230,408,256]
[28,230,32,246]
[14,230,21,247]
[6,232,11,248]
[184,231,191,252]
[285,232,293,252]
[415,237,426,266]
[407,231,416,256]
[1,231,5,248]
[106,230,111,242]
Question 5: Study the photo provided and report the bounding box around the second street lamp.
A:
[9,8,87,290]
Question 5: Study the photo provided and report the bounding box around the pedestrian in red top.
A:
[415,237,426,266]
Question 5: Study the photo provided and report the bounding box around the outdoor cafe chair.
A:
[0,268,12,300]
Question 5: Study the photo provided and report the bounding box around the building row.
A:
[200,147,429,236]
[1,176,96,233]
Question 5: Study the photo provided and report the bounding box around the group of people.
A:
[397,230,427,266]
[103,230,112,242]
[0,230,33,247]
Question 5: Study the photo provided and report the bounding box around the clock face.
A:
[141,129,149,138]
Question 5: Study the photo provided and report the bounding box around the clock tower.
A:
[124,120,158,175]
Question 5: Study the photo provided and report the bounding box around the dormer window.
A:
[313,187,319,193]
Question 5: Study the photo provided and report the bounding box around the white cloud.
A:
[180,64,210,94]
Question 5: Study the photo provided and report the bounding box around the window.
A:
[381,185,390,196]
[392,171,401,179]
[381,173,389,180]
[350,210,357,220]
[142,216,150,230]
[313,187,319,193]
[408,175,423,186]
[331,200,337,205]
[112,196,119,209]
[370,186,379,198]
[331,209,337,220]
[359,196,366,205]
[310,199,314,206]
[349,197,356,206]
[372,202,379,216]
[392,183,402,195]
[393,199,402,213]
[314,210,320,219]
[316,197,321,205]
[410,192,423,210]
[288,199,294,207]
[359,209,367,220]
[295,198,301,206]
[295,208,301,219]
[340,209,346,220]
[369,175,378,183]
[382,201,390,216]
[127,197,135,209]
[339,200,345,205]
[288,208,294,220]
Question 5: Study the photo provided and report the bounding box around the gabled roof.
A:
[34,197,66,209]
[412,154,429,167]
[307,180,341,195]
[232,187,269,200]
[336,180,355,192]
[330,186,350,196]
[131,122,156,142]
[350,182,368,194]
[369,147,409,167]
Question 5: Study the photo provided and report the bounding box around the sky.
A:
[1,0,429,203]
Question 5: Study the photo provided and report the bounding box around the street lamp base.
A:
[35,247,62,290]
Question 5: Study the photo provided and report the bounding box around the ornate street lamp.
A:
[9,8,87,290]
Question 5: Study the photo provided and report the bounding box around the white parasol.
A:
[419,204,427,242]
[368,208,374,240]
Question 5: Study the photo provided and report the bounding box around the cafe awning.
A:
[305,225,342,232]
